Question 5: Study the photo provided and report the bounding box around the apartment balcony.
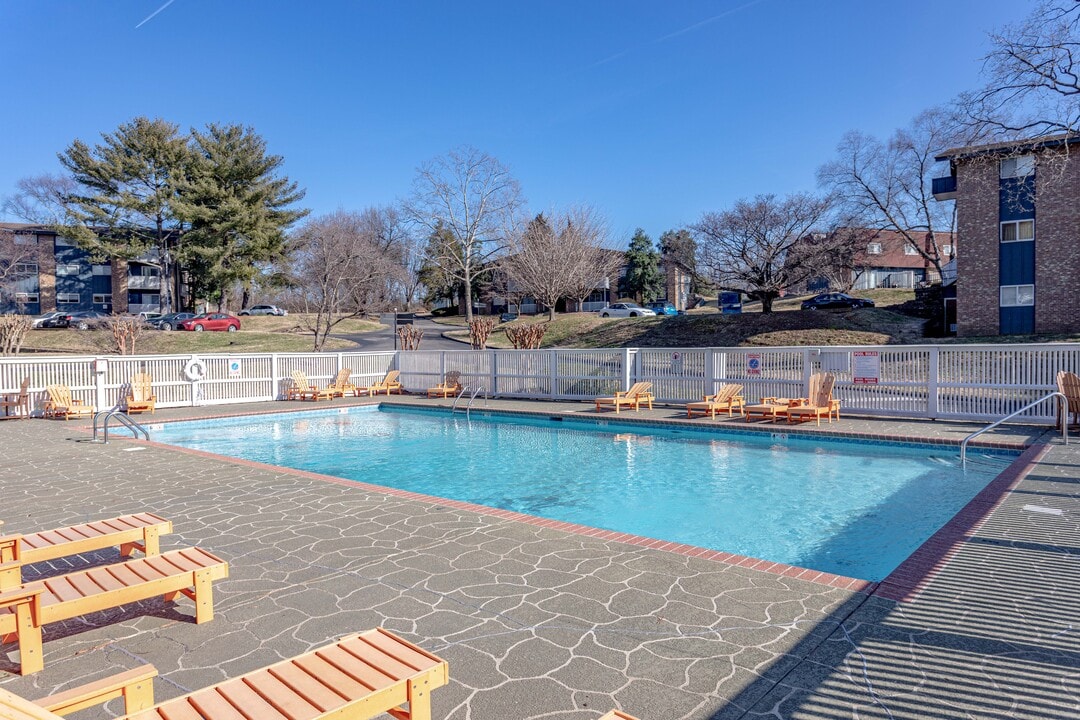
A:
[127,274,161,290]
[932,175,957,201]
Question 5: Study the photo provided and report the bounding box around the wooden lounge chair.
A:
[743,397,804,423]
[1056,370,1080,429]
[288,370,333,401]
[0,377,31,420]
[0,513,172,590]
[0,547,228,674]
[327,368,360,398]
[125,373,156,414]
[686,383,745,419]
[368,369,404,395]
[0,627,448,720]
[427,370,462,398]
[787,372,840,426]
[43,385,94,421]
[594,382,654,413]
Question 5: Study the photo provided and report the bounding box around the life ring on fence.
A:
[183,359,208,382]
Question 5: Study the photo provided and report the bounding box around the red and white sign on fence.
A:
[747,353,762,376]
[852,350,880,385]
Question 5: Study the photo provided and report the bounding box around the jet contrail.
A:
[135,0,177,29]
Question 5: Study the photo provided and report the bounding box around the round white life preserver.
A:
[183,359,208,382]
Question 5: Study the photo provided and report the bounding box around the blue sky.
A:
[0,0,1031,245]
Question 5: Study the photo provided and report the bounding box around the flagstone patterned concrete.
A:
[0,398,1075,719]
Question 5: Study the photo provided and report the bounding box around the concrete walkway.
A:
[0,400,1075,719]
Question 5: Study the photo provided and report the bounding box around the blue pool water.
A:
[154,406,1014,581]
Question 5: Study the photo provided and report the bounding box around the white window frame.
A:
[867,243,882,255]
[14,292,39,304]
[54,235,74,247]
[1000,219,1035,243]
[1000,284,1035,307]
[55,263,82,276]
[14,262,38,275]
[942,244,953,256]
[56,293,81,304]
[92,293,112,305]
[1000,155,1035,179]
[903,245,919,256]
[91,264,111,276]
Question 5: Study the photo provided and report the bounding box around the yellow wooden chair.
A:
[427,370,462,398]
[686,383,745,418]
[327,368,359,397]
[594,381,654,413]
[43,385,94,420]
[0,628,447,720]
[288,370,333,401]
[0,376,31,419]
[368,369,403,395]
[125,373,156,414]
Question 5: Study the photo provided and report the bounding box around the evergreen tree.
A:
[618,229,663,302]
[58,117,192,312]
[174,124,308,309]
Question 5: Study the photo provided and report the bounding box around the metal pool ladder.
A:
[451,385,487,418]
[91,409,150,444]
[959,391,1067,468]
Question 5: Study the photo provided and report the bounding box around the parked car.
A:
[800,293,876,311]
[31,311,65,328]
[152,312,197,331]
[646,302,679,316]
[41,310,111,330]
[499,312,519,322]
[238,304,287,316]
[178,313,241,332]
[138,311,163,323]
[597,303,657,318]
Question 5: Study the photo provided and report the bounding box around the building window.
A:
[1000,155,1035,179]
[14,293,39,304]
[56,293,80,304]
[942,244,953,256]
[92,264,111,276]
[1001,220,1034,243]
[55,263,82,276]
[92,293,112,305]
[867,243,882,255]
[129,265,160,277]
[14,263,38,276]
[903,245,919,255]
[54,235,74,247]
[1000,284,1034,307]
[13,233,37,245]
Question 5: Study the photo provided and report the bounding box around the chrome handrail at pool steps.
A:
[960,391,1067,468]
[451,385,488,418]
[91,409,150,444]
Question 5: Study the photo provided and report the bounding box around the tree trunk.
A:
[241,284,251,311]
[761,295,774,313]
[463,278,474,323]
[548,307,556,321]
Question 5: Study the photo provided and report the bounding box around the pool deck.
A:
[0,397,1076,719]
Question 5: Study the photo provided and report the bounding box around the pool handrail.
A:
[959,391,1067,468]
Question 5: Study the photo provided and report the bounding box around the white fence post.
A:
[622,348,632,390]
[705,348,715,395]
[93,357,107,411]
[802,348,814,395]
[549,349,558,399]
[489,350,497,396]
[271,353,280,400]
[928,346,939,419]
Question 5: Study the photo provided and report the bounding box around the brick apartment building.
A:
[849,229,955,290]
[0,223,181,316]
[934,133,1080,336]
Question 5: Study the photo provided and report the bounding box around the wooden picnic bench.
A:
[0,513,172,590]
[0,627,448,720]
[0,547,228,675]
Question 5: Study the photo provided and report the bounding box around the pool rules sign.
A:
[852,351,880,385]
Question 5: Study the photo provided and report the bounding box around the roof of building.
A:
[853,229,956,270]
[936,132,1080,162]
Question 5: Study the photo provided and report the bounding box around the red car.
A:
[178,313,241,332]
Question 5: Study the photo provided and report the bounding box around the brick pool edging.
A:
[874,441,1051,602]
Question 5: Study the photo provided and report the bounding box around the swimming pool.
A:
[153,406,1015,581]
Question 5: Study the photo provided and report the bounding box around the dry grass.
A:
[22,326,363,355]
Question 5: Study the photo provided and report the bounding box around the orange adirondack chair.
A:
[125,373,156,414]
[0,376,31,419]
[288,370,333,401]
[43,384,94,420]
[327,368,359,397]
[787,372,840,425]
[686,383,745,418]
[368,369,403,395]
[427,370,462,398]
[594,382,654,413]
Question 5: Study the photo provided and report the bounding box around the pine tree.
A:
[174,124,308,309]
[618,229,663,303]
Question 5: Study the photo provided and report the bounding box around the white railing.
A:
[0,344,1075,424]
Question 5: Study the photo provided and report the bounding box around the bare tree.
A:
[285,211,396,351]
[0,227,48,314]
[818,109,964,280]
[2,174,77,224]
[963,1,1080,137]
[798,226,878,293]
[693,193,834,312]
[405,146,525,322]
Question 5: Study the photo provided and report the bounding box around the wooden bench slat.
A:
[41,577,82,604]
[268,663,348,712]
[316,645,398,690]
[216,679,292,720]
[125,558,171,582]
[159,551,209,574]
[28,531,68,549]
[155,700,203,720]
[340,637,418,681]
[293,654,381,700]
[186,691,249,720]
[103,562,148,588]
[358,629,441,673]
[84,567,127,592]
[64,523,104,540]
[243,672,322,720]
[66,572,103,598]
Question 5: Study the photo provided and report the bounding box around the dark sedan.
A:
[800,293,876,311]
[152,312,197,331]
[40,310,111,329]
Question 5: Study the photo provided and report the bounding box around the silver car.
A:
[238,304,287,316]
[597,302,657,318]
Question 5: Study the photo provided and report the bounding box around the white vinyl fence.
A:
[0,344,1074,424]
